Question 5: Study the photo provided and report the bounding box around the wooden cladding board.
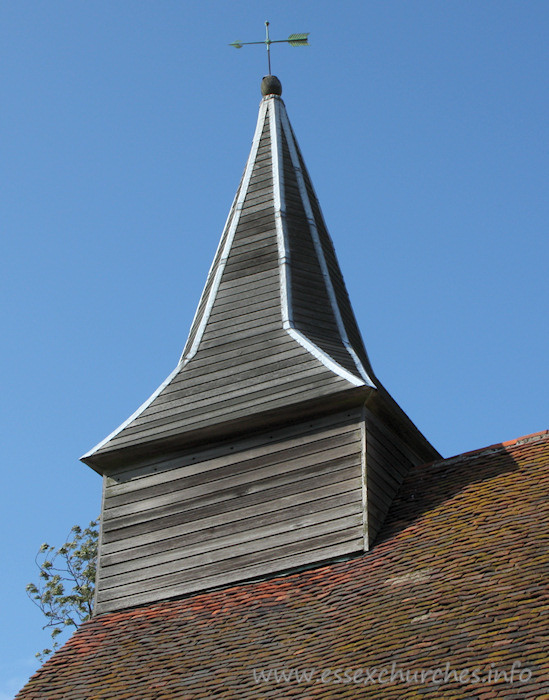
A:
[84,96,388,470]
[95,408,366,614]
[280,128,358,379]
[364,406,418,546]
[88,97,364,465]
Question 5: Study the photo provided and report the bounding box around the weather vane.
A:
[230,21,309,75]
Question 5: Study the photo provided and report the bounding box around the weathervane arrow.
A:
[230,21,309,75]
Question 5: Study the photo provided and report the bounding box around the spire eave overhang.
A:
[81,384,374,474]
[83,78,443,475]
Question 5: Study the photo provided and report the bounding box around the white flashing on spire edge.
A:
[182,99,269,365]
[268,98,292,327]
[270,98,367,388]
[278,106,375,389]
[83,100,271,460]
[81,363,182,460]
[286,327,365,387]
[179,182,241,363]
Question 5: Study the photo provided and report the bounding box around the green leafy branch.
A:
[26,519,99,661]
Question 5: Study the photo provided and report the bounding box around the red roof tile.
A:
[17,431,549,699]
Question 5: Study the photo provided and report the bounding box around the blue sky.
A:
[1,1,547,695]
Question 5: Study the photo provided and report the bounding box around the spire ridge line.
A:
[270,97,369,387]
[180,100,270,365]
[268,97,292,329]
[278,105,375,387]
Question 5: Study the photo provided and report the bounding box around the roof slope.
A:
[83,93,375,469]
[19,430,549,699]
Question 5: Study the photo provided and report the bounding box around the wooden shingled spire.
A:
[82,79,376,471]
[83,79,440,614]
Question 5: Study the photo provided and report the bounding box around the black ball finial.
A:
[261,75,282,96]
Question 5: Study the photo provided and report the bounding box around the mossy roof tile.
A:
[16,430,549,699]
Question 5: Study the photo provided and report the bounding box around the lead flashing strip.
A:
[270,98,366,388]
[278,101,374,388]
[83,102,270,460]
[182,99,269,364]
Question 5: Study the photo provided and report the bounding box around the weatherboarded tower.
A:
[82,77,439,615]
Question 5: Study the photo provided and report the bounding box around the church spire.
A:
[83,77,439,615]
[83,78,377,471]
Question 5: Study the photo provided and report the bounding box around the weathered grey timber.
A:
[84,78,441,615]
[82,92,378,471]
[94,410,365,614]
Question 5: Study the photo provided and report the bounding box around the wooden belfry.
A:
[82,77,439,615]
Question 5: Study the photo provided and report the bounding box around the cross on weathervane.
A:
[230,21,309,75]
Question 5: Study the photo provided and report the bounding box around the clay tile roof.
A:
[17,430,549,699]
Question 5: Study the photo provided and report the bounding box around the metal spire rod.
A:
[230,21,309,75]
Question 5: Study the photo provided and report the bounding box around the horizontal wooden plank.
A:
[104,448,360,529]
[201,317,281,343]
[103,467,361,543]
[246,167,273,186]
[221,258,277,283]
[216,266,278,293]
[98,527,362,602]
[228,215,276,236]
[252,146,272,163]
[292,307,340,328]
[95,537,363,614]
[138,358,322,418]
[212,269,279,295]
[106,418,360,505]
[105,378,355,456]
[252,149,272,165]
[198,313,282,342]
[180,336,298,374]
[231,232,279,254]
[223,242,278,269]
[101,480,363,555]
[161,348,310,400]
[100,513,363,588]
[107,407,363,483]
[195,327,291,355]
[365,407,421,466]
[107,424,360,502]
[299,337,353,361]
[210,283,280,312]
[367,439,408,485]
[249,143,272,161]
[206,300,282,326]
[101,499,361,571]
[107,374,352,449]
[288,263,338,285]
[294,320,345,343]
[237,208,276,228]
[244,166,273,190]
[291,283,330,304]
[135,356,327,418]
[203,301,281,329]
[243,185,274,203]
[120,356,331,426]
[208,299,281,325]
[240,198,276,217]
[242,174,272,193]
[114,365,340,438]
